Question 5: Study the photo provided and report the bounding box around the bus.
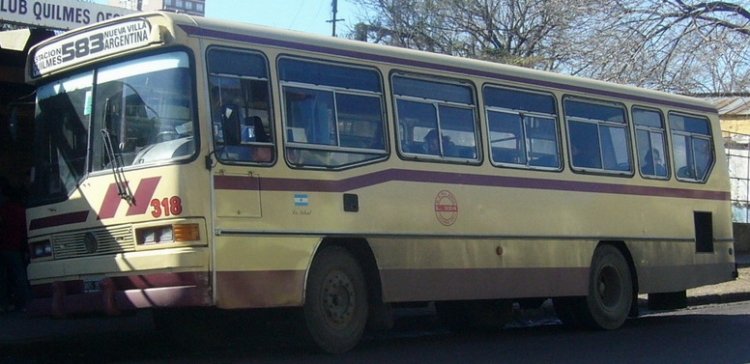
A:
[24,11,735,353]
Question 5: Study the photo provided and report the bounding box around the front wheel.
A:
[303,246,368,354]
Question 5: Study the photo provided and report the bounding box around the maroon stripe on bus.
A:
[126,176,161,216]
[213,169,730,201]
[380,267,590,301]
[97,182,122,220]
[213,175,260,190]
[215,270,306,308]
[29,211,89,231]
[179,24,717,114]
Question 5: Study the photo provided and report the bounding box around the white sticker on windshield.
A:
[84,90,93,116]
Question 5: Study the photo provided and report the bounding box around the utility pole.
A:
[326,0,345,37]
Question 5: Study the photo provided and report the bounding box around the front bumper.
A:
[28,271,211,316]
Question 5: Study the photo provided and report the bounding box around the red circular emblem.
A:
[434,190,458,226]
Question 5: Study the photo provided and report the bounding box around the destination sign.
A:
[31,18,154,78]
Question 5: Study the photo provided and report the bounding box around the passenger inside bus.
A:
[641,148,667,177]
[421,129,458,157]
[423,129,440,155]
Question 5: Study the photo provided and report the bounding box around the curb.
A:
[637,293,750,309]
[687,291,750,307]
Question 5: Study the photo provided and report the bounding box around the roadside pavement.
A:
[2,254,750,345]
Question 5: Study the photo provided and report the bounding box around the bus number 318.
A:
[150,196,183,218]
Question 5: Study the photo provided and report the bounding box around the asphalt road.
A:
[2,301,750,363]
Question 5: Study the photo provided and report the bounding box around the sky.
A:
[93,0,363,37]
[204,0,361,37]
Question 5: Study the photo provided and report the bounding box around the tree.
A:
[350,0,596,69]
[349,0,750,94]
[564,0,750,94]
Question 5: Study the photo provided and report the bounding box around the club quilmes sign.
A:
[0,0,135,30]
[31,19,153,77]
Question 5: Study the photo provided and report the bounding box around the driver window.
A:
[207,48,275,164]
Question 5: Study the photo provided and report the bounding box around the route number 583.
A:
[61,34,105,63]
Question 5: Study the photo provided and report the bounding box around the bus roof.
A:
[28,11,717,114]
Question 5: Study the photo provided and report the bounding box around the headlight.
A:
[136,223,200,246]
[29,240,53,259]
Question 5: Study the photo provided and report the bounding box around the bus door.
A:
[207,47,275,221]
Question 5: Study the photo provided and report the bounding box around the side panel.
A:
[630,241,736,293]
[212,236,318,308]
[373,238,593,301]
[208,165,735,306]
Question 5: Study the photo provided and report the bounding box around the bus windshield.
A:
[30,51,196,205]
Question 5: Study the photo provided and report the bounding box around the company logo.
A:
[98,176,161,220]
[434,190,458,226]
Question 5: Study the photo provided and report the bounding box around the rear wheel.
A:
[554,245,633,330]
[582,245,633,330]
[303,246,368,354]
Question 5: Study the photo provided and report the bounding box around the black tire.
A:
[303,246,368,354]
[581,245,633,330]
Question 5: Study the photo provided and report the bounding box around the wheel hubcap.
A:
[598,265,622,308]
[322,271,356,325]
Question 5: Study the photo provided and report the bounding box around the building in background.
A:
[701,94,750,252]
[108,0,206,16]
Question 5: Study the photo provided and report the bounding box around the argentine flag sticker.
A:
[294,194,309,207]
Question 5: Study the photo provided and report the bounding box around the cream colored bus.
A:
[25,12,735,353]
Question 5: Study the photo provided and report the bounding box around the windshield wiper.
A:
[101,129,134,204]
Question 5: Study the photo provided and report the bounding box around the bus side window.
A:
[207,48,275,164]
[633,107,669,179]
[484,86,560,170]
[393,75,479,162]
[565,98,631,173]
[488,111,525,164]
[397,101,438,155]
[670,113,714,182]
[278,57,387,168]
[569,120,602,169]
